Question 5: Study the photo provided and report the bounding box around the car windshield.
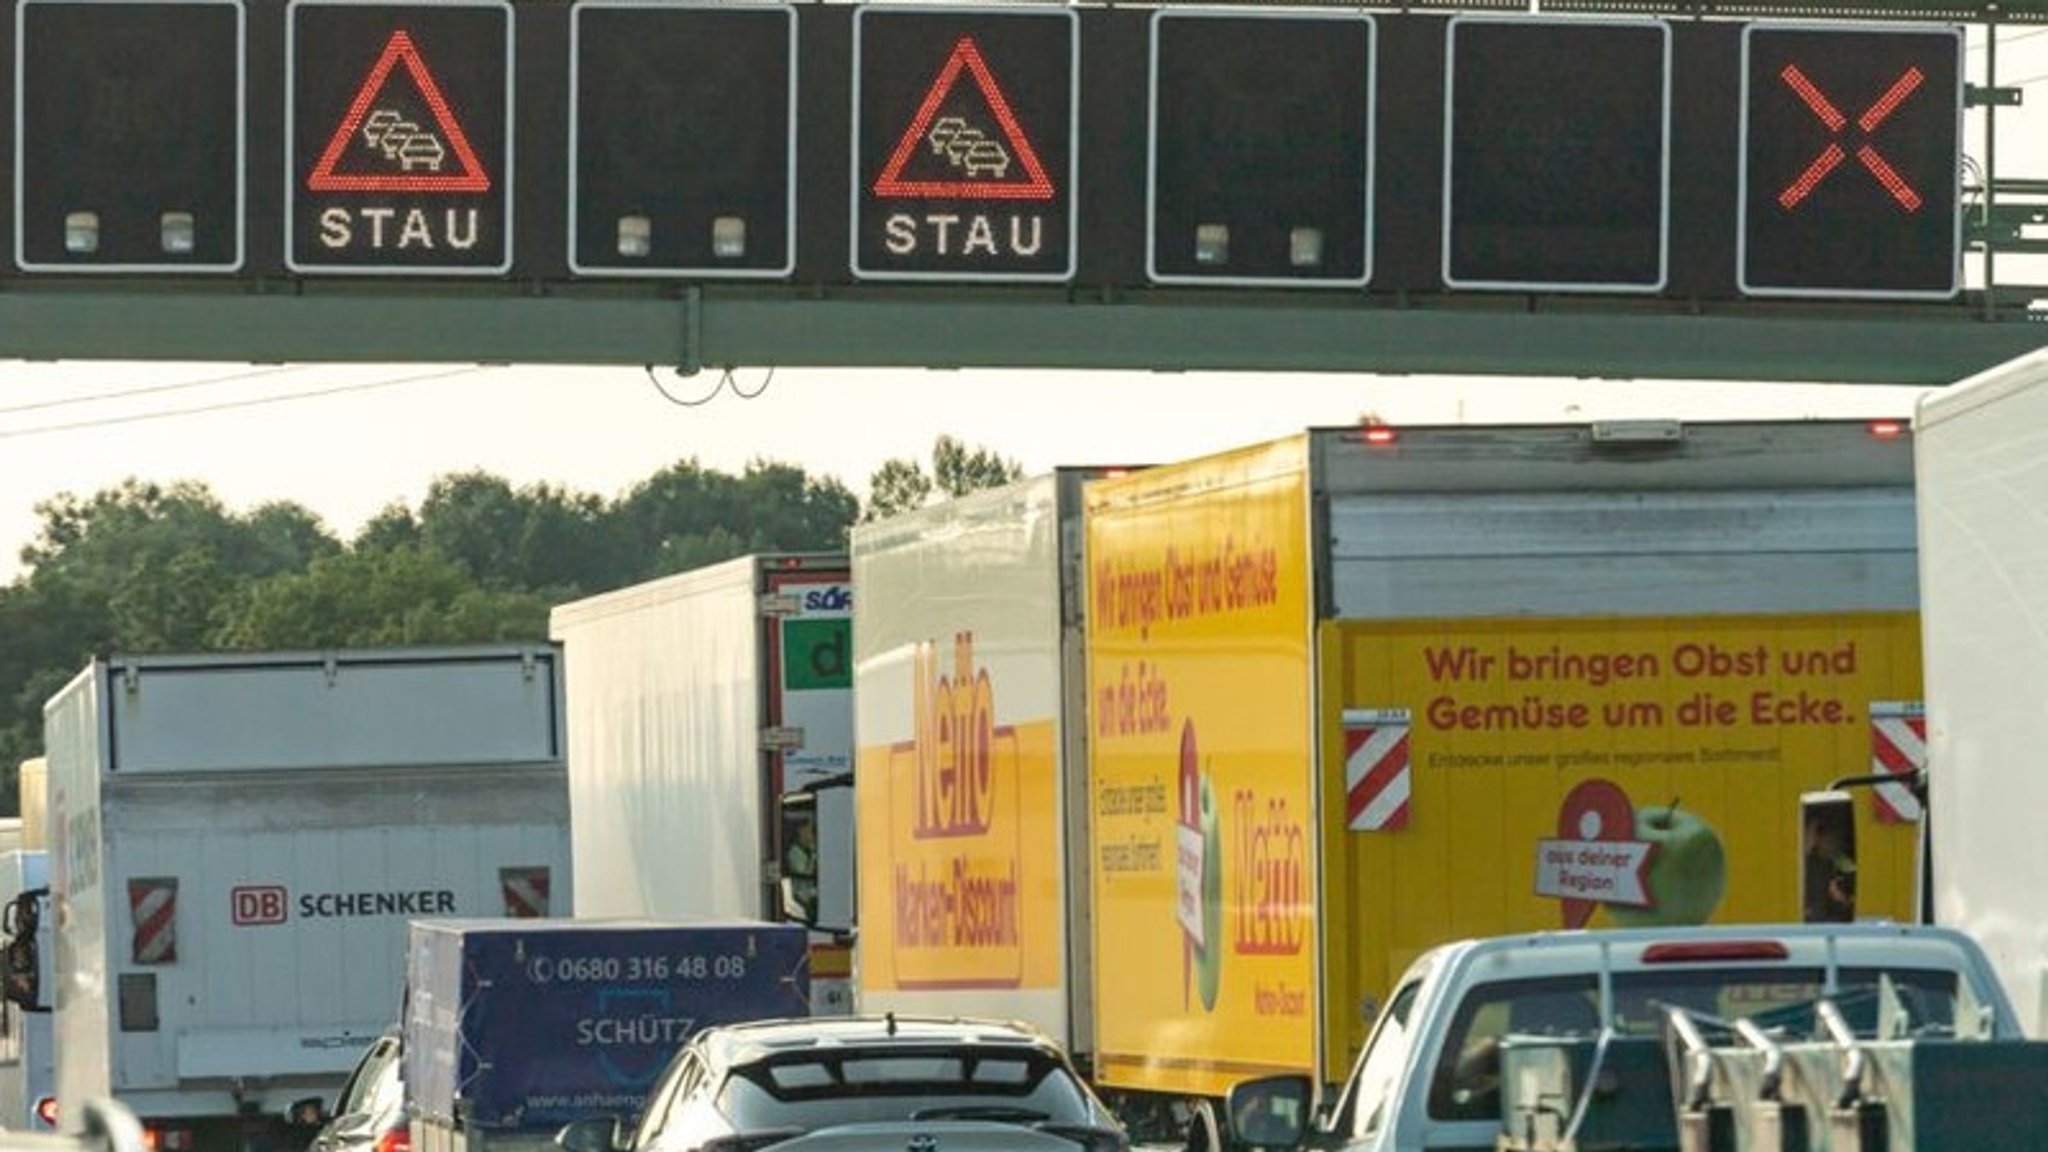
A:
[718,1047,1098,1130]
[1429,965,1970,1122]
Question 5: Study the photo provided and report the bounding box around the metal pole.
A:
[1983,16,1999,322]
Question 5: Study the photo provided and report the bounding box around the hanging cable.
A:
[643,365,775,405]
[644,364,726,407]
[0,365,486,440]
[0,364,305,416]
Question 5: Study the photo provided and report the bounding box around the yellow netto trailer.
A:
[1080,421,1923,1111]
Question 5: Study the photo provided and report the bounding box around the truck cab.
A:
[1227,923,2033,1152]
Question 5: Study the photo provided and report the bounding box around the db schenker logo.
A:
[232,886,288,925]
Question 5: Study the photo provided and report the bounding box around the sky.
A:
[1,24,2043,585]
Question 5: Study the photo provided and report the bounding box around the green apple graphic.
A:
[1605,801,1727,927]
[1195,773,1224,1012]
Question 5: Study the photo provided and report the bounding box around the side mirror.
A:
[1,889,47,1013]
[74,1098,149,1152]
[556,1117,623,1152]
[1801,790,1858,924]
[286,1097,330,1127]
[1225,1074,1314,1150]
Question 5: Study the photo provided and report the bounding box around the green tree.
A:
[933,435,1024,497]
[862,459,933,524]
[862,436,1023,522]
[0,479,344,807]
[616,459,858,581]
[220,548,549,649]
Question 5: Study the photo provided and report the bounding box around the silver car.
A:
[556,1016,1124,1152]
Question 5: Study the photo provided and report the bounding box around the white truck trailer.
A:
[849,468,1110,1053]
[0,850,54,1132]
[1914,346,2048,1037]
[42,646,573,1152]
[549,552,855,1012]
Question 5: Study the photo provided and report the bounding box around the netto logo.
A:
[911,632,1003,839]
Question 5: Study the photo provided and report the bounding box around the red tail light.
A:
[32,1097,57,1128]
[1867,419,1908,440]
[376,1124,412,1152]
[1641,940,1790,964]
[1360,425,1398,446]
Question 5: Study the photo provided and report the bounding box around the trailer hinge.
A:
[761,725,806,752]
[120,665,141,695]
[1966,83,2023,108]
[759,593,802,618]
[520,649,538,682]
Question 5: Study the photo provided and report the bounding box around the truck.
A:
[405,918,810,1152]
[0,849,54,1133]
[1912,346,2048,1038]
[849,468,1116,1055]
[42,646,574,1152]
[849,421,1926,1134]
[1217,920,2048,1152]
[549,553,856,1013]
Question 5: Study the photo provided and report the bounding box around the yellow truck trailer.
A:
[1083,422,1922,1111]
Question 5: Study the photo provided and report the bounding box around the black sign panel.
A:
[1147,12,1373,286]
[1739,25,1961,299]
[853,6,1076,282]
[1444,17,1669,292]
[17,0,243,272]
[571,2,796,277]
[288,0,512,274]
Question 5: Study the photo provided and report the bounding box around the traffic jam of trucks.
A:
[17,404,2048,1152]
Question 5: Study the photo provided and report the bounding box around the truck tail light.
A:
[1867,418,1908,440]
[376,1123,412,1152]
[32,1096,56,1128]
[145,1125,194,1152]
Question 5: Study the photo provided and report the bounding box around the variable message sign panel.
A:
[16,0,244,272]
[1443,16,1671,293]
[852,5,1078,282]
[288,0,513,273]
[570,1,796,277]
[1147,10,1374,286]
[1738,24,1963,299]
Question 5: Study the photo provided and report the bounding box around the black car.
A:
[557,1015,1125,1152]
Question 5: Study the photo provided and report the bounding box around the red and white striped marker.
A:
[1342,708,1411,832]
[1869,701,1925,823]
[500,866,552,918]
[128,877,178,965]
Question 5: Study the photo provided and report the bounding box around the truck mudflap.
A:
[1493,1000,2048,1152]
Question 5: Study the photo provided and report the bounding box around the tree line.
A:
[0,437,1020,811]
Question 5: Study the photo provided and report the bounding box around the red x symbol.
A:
[1776,64,1925,212]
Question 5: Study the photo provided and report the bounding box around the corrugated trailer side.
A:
[853,473,1080,1047]
[1917,348,2048,1037]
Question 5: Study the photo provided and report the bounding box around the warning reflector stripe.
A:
[1343,708,1411,832]
[129,877,178,965]
[1870,701,1925,823]
[500,866,550,918]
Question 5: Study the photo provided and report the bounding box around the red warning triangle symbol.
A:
[872,36,1055,201]
[307,29,491,194]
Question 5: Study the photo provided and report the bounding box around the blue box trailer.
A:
[405,918,810,1152]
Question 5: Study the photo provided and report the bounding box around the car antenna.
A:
[887,1012,898,1036]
